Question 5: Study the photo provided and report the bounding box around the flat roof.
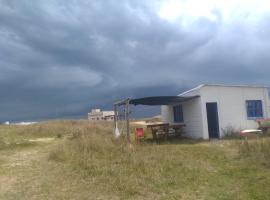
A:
[129,95,199,106]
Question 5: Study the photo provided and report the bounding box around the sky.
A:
[1,0,270,122]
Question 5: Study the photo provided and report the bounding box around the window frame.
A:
[246,100,263,120]
[173,105,184,123]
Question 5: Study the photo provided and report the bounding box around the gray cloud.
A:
[0,0,270,121]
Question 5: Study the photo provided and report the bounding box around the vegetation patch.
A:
[49,121,270,200]
[238,138,270,167]
[1,120,270,200]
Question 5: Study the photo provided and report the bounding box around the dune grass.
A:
[1,120,270,199]
[239,137,270,167]
[48,121,270,200]
[0,120,79,150]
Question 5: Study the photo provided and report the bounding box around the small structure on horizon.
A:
[88,108,114,121]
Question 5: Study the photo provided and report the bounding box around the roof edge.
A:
[201,84,268,88]
[179,84,268,96]
[178,84,204,96]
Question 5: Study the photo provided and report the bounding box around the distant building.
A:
[88,109,115,121]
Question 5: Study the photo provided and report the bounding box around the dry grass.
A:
[49,121,270,200]
[0,120,83,150]
[238,137,270,167]
[1,120,270,200]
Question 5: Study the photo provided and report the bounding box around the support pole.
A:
[113,104,117,131]
[125,99,130,143]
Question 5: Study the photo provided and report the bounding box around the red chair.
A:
[135,128,145,141]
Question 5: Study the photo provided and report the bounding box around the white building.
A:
[88,109,114,121]
[161,84,270,139]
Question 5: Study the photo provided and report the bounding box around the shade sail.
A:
[129,95,199,106]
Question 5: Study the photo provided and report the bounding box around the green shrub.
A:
[222,126,240,139]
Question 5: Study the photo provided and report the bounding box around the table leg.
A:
[152,130,157,140]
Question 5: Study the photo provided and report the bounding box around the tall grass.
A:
[238,138,270,167]
[2,120,270,199]
[0,120,87,150]
[49,121,262,199]
[222,126,241,139]
[49,121,150,198]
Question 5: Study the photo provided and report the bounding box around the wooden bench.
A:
[147,123,169,140]
[146,123,185,140]
[169,124,186,137]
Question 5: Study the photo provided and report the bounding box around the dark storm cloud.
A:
[0,0,270,121]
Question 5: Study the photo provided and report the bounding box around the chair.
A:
[135,128,145,141]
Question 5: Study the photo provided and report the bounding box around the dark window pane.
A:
[173,105,184,123]
[246,100,263,118]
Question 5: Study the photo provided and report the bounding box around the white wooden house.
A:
[161,84,270,139]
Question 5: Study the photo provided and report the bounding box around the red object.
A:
[240,131,247,136]
[135,128,145,138]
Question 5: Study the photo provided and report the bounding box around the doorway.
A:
[206,102,220,138]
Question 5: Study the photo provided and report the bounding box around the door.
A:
[206,102,220,138]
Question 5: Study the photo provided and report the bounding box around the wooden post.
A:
[113,98,131,143]
[125,99,130,143]
[113,104,117,131]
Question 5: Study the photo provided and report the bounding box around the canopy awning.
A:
[129,95,200,106]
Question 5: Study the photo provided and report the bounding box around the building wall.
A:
[181,98,204,138]
[88,110,115,121]
[102,111,115,117]
[88,112,103,121]
[200,85,269,138]
[161,105,174,123]
[161,98,204,139]
[162,85,270,139]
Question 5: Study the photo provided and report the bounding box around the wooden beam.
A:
[113,98,131,142]
[113,104,117,131]
[114,98,130,106]
[125,99,130,143]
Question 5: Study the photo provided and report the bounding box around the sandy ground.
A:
[0,137,118,200]
[0,138,54,200]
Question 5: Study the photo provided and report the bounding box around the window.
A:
[173,105,184,123]
[246,100,263,119]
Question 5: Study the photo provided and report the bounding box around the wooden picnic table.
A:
[146,123,185,140]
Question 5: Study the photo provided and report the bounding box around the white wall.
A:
[162,85,269,139]
[161,98,204,139]
[161,105,174,123]
[200,86,269,138]
[181,98,204,138]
